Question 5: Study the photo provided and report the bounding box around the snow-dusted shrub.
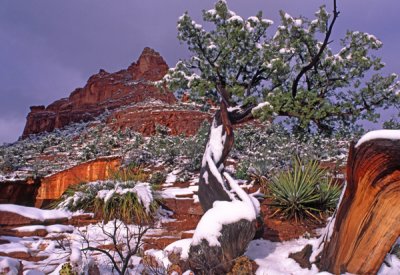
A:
[144,121,209,170]
[94,187,157,224]
[55,180,157,223]
[180,120,210,171]
[233,123,352,178]
[235,161,250,180]
[149,171,167,186]
[145,125,182,165]
[55,181,113,212]
[110,163,149,182]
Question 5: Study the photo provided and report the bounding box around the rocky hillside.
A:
[21,47,200,138]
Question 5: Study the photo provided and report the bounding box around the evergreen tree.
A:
[160,0,400,135]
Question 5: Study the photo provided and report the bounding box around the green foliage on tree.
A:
[160,0,400,135]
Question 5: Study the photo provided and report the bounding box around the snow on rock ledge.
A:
[0,204,70,225]
[356,129,400,148]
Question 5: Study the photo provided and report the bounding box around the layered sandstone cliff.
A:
[35,156,121,207]
[22,47,177,138]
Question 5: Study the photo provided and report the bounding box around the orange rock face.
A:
[35,156,121,207]
[0,179,41,206]
[22,47,176,138]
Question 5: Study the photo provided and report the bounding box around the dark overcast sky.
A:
[1,0,399,143]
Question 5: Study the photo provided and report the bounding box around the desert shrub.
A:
[53,179,157,224]
[94,190,157,224]
[149,171,167,185]
[235,161,250,180]
[52,181,111,212]
[176,170,192,183]
[233,123,352,179]
[268,157,342,221]
[180,120,210,171]
[144,121,209,170]
[59,262,77,275]
[111,163,149,182]
[248,161,270,188]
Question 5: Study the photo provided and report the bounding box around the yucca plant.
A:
[94,191,158,224]
[318,179,342,211]
[248,161,270,191]
[268,157,341,221]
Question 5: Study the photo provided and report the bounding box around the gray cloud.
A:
[0,0,399,143]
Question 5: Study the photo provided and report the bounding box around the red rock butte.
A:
[22,47,181,138]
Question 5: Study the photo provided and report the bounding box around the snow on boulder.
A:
[165,238,192,260]
[0,204,70,226]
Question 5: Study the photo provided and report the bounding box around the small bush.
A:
[49,181,100,212]
[111,163,149,182]
[94,191,157,224]
[53,180,158,224]
[235,162,250,180]
[268,157,342,221]
[149,171,167,185]
[248,161,269,188]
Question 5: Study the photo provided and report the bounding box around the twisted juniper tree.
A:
[159,0,400,272]
[162,0,400,135]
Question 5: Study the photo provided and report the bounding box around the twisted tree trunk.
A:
[197,102,235,212]
[315,136,400,274]
[189,102,258,274]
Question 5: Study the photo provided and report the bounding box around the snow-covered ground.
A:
[0,169,399,274]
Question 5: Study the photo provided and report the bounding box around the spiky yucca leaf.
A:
[319,179,342,211]
[268,157,340,221]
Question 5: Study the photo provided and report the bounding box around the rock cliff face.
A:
[22,47,177,138]
[0,178,41,206]
[35,156,121,207]
[107,103,211,136]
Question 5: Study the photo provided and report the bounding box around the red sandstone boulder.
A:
[0,211,39,226]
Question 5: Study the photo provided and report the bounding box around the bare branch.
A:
[291,0,340,98]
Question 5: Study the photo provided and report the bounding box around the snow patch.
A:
[206,9,216,16]
[191,199,256,246]
[0,256,20,274]
[160,186,196,199]
[0,204,70,221]
[262,19,274,25]
[355,130,400,148]
[13,224,74,233]
[246,238,321,275]
[252,101,272,112]
[247,16,259,23]
[227,15,244,23]
[0,243,29,254]
[164,238,192,259]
